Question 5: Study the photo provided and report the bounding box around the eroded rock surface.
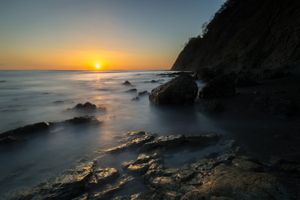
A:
[12,131,300,200]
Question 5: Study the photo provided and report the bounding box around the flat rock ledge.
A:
[12,131,300,200]
[0,116,101,145]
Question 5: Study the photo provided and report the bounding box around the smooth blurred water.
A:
[1,70,298,198]
[0,70,226,196]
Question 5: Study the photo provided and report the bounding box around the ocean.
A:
[0,70,226,197]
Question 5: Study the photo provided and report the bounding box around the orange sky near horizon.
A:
[0,48,175,71]
[0,0,223,71]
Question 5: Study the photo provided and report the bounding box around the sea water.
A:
[0,70,224,196]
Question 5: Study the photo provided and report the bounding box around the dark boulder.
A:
[122,80,132,86]
[199,74,236,99]
[73,102,97,112]
[149,75,198,105]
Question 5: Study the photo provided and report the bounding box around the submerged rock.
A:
[0,117,101,145]
[149,75,198,105]
[131,96,140,101]
[73,102,97,111]
[125,88,137,93]
[138,91,149,96]
[200,74,236,99]
[122,80,132,86]
[64,116,101,125]
[72,102,105,112]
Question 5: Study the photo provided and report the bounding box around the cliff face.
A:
[172,0,300,76]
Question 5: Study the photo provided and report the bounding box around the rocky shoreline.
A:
[11,131,300,200]
[1,72,300,199]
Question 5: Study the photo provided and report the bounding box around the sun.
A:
[95,63,102,70]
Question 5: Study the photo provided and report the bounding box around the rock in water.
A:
[122,80,132,86]
[73,102,97,112]
[0,122,51,144]
[200,74,236,99]
[149,75,198,105]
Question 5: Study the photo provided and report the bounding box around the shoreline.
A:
[0,71,299,199]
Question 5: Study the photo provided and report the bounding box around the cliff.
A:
[172,0,300,77]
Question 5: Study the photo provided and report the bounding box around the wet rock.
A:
[73,102,97,111]
[141,134,220,152]
[232,157,264,172]
[126,88,137,93]
[149,75,198,105]
[0,117,101,145]
[88,168,119,187]
[53,100,65,104]
[150,176,177,190]
[73,194,89,200]
[195,163,287,200]
[113,191,165,200]
[122,153,161,175]
[72,102,105,112]
[64,116,101,125]
[199,74,236,99]
[91,175,134,200]
[150,79,162,83]
[105,132,155,153]
[0,80,7,83]
[125,162,150,175]
[138,91,149,96]
[123,80,132,86]
[0,135,20,144]
[0,122,51,144]
[131,96,140,101]
[16,162,95,200]
[141,135,185,152]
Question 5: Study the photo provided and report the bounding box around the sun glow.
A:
[95,63,102,70]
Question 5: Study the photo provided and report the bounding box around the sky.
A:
[0,0,224,70]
